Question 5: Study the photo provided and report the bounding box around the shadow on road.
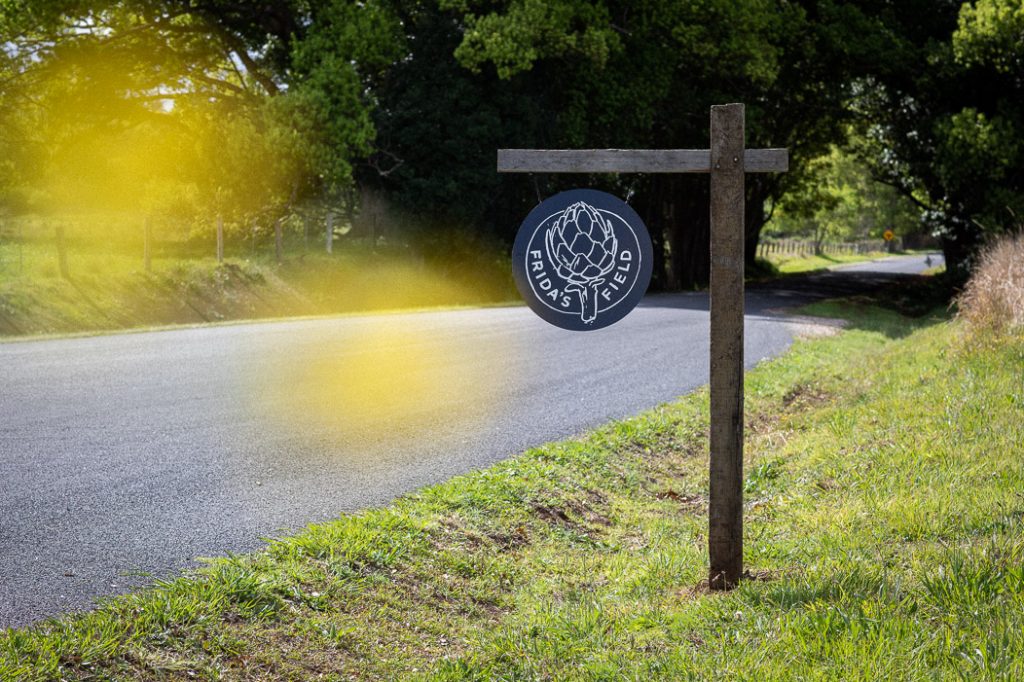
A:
[638,262,954,340]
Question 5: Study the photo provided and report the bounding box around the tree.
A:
[769,145,920,250]
[355,3,546,237]
[0,0,388,230]
[850,0,1024,277]
[0,0,303,223]
[433,0,868,288]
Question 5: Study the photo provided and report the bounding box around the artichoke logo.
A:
[512,189,653,332]
[545,201,619,324]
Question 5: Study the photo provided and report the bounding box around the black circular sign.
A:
[512,189,653,331]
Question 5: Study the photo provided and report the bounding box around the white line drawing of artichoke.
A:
[545,201,618,324]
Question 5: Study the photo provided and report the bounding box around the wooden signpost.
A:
[499,103,788,589]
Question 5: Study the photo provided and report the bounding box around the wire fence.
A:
[0,213,373,279]
[756,237,899,259]
[0,214,911,281]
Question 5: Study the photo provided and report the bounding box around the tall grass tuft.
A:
[956,232,1024,331]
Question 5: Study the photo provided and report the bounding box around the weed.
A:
[956,232,1024,332]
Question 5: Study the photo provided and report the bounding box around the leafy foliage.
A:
[770,145,920,246]
[955,0,1024,73]
[851,0,1024,276]
[1,0,1021,282]
[0,0,391,231]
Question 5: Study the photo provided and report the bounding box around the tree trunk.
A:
[638,175,710,291]
[667,177,712,290]
[639,175,772,291]
[940,218,980,284]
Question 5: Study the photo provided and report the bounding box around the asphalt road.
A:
[0,253,941,628]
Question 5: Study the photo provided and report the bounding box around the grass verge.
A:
[0,243,517,338]
[758,250,893,275]
[3,298,1023,680]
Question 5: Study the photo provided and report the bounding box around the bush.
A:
[956,232,1024,330]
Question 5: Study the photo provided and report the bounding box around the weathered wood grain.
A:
[497,148,786,174]
[708,103,746,590]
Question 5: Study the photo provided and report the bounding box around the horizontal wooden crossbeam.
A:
[497,148,788,174]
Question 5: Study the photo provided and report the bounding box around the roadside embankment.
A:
[3,274,1022,679]
[0,246,517,338]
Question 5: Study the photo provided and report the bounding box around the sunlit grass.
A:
[765,250,891,274]
[0,233,518,337]
[3,291,1022,679]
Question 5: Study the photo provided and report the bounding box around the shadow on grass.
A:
[797,274,956,340]
[638,270,955,341]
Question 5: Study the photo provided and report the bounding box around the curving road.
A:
[0,254,941,628]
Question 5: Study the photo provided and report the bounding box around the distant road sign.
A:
[512,189,653,331]
[883,229,895,242]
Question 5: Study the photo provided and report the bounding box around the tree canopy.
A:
[1,0,1020,282]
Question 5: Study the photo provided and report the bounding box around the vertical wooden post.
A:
[216,215,224,263]
[326,213,334,254]
[496,119,787,590]
[274,219,283,263]
[143,216,152,272]
[708,103,745,590]
[55,223,70,280]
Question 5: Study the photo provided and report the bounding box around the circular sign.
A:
[512,189,653,331]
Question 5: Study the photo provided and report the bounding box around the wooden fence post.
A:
[55,224,70,280]
[216,215,224,263]
[326,213,334,254]
[143,216,152,272]
[275,219,283,263]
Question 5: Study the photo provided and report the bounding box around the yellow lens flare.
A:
[311,263,487,313]
[15,45,302,230]
[246,273,518,455]
[309,325,446,424]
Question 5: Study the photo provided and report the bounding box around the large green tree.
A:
[383,0,1022,284]
[4,0,1020,280]
[847,0,1023,277]
[411,0,867,288]
[0,0,390,226]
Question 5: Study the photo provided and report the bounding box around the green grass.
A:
[0,227,924,339]
[763,250,892,274]
[3,296,1023,680]
[0,241,518,337]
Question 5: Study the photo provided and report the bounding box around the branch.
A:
[228,45,280,96]
[223,50,256,96]
[367,148,405,178]
[192,72,251,98]
[199,20,281,96]
[870,173,934,213]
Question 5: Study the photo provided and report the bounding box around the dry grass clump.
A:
[957,232,1024,331]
